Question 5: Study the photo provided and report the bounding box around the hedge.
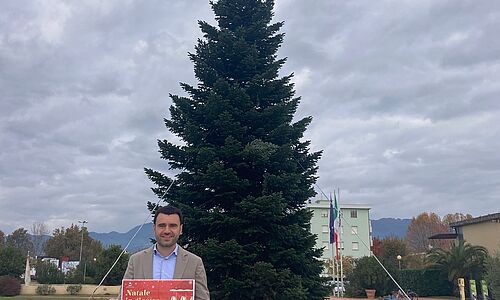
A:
[0,275,21,296]
[399,269,453,296]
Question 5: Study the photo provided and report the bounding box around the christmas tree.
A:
[146,0,328,298]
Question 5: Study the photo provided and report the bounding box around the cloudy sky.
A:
[1,0,499,235]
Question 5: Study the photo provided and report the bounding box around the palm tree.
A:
[427,240,488,292]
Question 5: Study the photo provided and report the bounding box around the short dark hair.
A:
[154,205,183,225]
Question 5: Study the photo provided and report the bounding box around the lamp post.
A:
[83,261,87,283]
[78,220,88,282]
[397,255,402,270]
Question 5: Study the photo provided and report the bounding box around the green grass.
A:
[0,297,110,300]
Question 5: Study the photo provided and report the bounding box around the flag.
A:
[329,195,337,244]
[334,192,338,221]
[334,192,339,259]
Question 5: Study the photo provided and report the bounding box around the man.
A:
[119,205,209,300]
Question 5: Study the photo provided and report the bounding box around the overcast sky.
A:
[1,0,499,235]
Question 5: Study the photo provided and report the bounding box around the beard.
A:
[157,234,178,249]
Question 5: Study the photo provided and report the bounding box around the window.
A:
[351,226,358,235]
[322,241,329,250]
[340,241,345,250]
[350,210,358,218]
[321,211,328,218]
[322,225,329,233]
[352,242,359,251]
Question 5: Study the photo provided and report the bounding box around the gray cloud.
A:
[1,0,499,234]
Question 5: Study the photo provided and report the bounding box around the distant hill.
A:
[29,218,410,255]
[371,218,411,239]
[23,225,153,256]
[89,223,154,253]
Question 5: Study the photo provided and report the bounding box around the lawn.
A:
[0,297,110,300]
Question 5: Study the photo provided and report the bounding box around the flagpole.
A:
[335,191,341,297]
[333,246,337,296]
[339,188,344,297]
[330,193,337,297]
[335,249,339,296]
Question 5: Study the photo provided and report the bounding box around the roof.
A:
[449,212,500,227]
[428,233,458,240]
[306,199,371,210]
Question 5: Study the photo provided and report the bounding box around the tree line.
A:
[2,0,499,298]
[340,212,500,299]
[0,223,128,285]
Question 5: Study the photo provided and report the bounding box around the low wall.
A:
[21,284,120,296]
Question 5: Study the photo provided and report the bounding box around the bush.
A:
[35,261,64,284]
[66,284,82,295]
[84,276,96,284]
[64,269,83,284]
[95,245,129,286]
[0,247,25,277]
[485,250,500,300]
[36,284,56,295]
[0,275,21,296]
[345,258,454,298]
[345,256,396,297]
[400,269,453,296]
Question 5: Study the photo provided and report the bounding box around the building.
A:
[449,212,500,254]
[306,199,372,260]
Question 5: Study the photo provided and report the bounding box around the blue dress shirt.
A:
[153,244,178,279]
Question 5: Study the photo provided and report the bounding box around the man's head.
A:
[153,205,183,251]
[154,205,184,225]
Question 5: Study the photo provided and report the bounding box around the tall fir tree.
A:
[145,0,328,298]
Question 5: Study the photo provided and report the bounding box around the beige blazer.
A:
[122,245,210,300]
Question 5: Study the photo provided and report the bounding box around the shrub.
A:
[35,261,64,284]
[84,276,96,284]
[64,269,83,284]
[485,250,500,300]
[0,275,21,296]
[0,247,25,277]
[95,244,129,286]
[400,269,453,296]
[345,256,395,297]
[36,284,56,295]
[66,284,82,295]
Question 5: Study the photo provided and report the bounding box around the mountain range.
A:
[89,223,154,253]
[23,218,411,254]
[87,218,411,252]
[371,218,411,239]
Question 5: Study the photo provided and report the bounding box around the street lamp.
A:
[397,255,402,270]
[78,220,88,283]
[83,261,87,284]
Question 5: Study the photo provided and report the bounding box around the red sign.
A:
[121,279,195,300]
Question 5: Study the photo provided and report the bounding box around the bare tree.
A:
[442,213,473,226]
[30,222,49,256]
[406,212,452,253]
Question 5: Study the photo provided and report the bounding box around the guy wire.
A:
[91,137,411,300]
[89,127,215,299]
[89,176,176,299]
[295,159,411,300]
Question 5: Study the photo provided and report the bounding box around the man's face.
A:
[154,213,183,249]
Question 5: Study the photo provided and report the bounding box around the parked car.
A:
[326,280,348,293]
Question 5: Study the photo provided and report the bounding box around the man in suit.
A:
[119,205,209,300]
